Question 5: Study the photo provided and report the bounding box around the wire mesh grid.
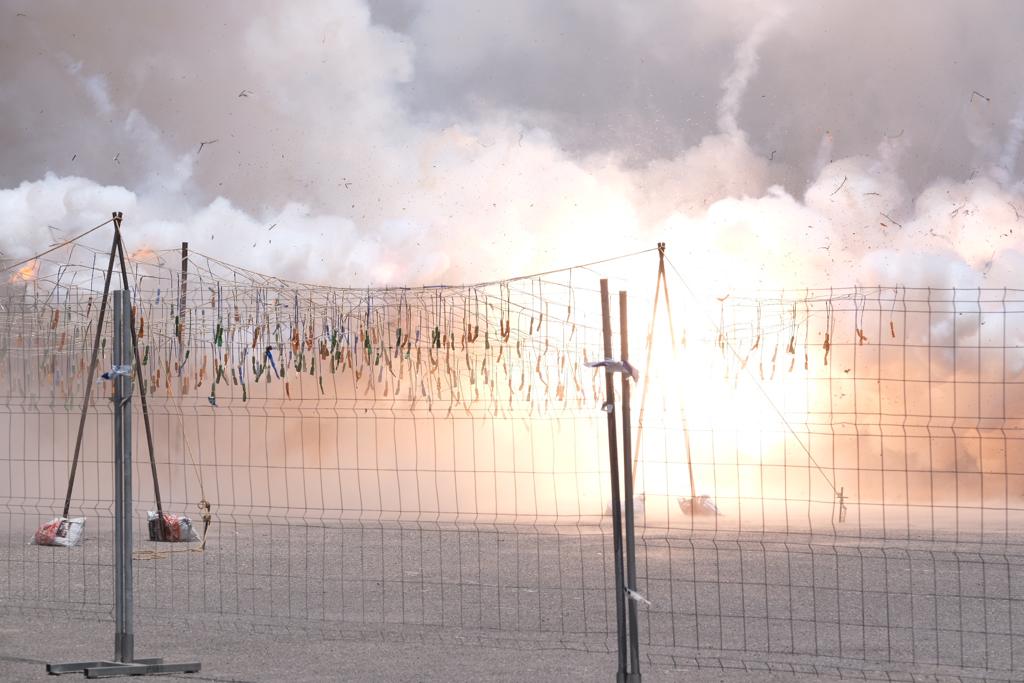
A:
[631,274,1024,678]
[0,242,626,653]
[1,240,1022,681]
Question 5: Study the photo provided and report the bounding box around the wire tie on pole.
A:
[585,359,640,382]
[625,587,651,606]
[98,364,133,382]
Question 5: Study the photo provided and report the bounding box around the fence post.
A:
[600,279,629,681]
[113,289,134,661]
[46,288,201,678]
[619,290,642,681]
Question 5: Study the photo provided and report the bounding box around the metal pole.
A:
[178,241,188,352]
[619,290,641,680]
[113,291,124,662]
[657,258,697,500]
[113,219,166,533]
[112,290,134,662]
[600,279,628,681]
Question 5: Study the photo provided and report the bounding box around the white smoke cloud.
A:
[1,0,1024,297]
[716,10,786,139]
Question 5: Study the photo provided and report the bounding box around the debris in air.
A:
[880,212,902,228]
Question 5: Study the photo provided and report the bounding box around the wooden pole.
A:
[600,279,628,681]
[619,290,641,680]
[631,243,697,499]
[178,242,188,351]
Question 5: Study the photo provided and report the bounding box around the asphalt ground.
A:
[2,516,1021,682]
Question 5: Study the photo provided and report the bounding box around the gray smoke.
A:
[2,0,1024,292]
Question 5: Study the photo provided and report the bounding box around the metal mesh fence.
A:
[1,238,1022,680]
[631,271,1024,677]
[1,241,623,653]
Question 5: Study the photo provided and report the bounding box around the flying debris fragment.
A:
[830,176,847,196]
[880,212,902,228]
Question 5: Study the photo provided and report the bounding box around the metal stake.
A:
[619,290,641,681]
[600,279,629,682]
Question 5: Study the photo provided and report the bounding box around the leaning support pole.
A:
[62,216,121,519]
[631,243,665,485]
[600,279,629,682]
[631,242,697,499]
[619,290,642,681]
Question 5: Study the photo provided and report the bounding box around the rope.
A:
[133,403,212,561]
[187,245,659,291]
[663,255,840,497]
[0,218,114,274]
[473,248,659,288]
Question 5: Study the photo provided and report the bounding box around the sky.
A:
[2,0,1024,291]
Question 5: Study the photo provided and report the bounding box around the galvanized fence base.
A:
[47,658,200,679]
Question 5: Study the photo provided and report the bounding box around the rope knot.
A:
[198,498,212,523]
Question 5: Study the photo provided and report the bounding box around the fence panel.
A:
[2,247,1022,680]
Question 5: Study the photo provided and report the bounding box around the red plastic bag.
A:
[147,511,199,542]
[32,517,85,547]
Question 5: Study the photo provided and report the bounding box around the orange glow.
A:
[130,246,160,263]
[7,259,39,283]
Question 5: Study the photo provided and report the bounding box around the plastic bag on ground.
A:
[605,493,646,522]
[678,495,721,516]
[147,511,200,542]
[31,517,85,547]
